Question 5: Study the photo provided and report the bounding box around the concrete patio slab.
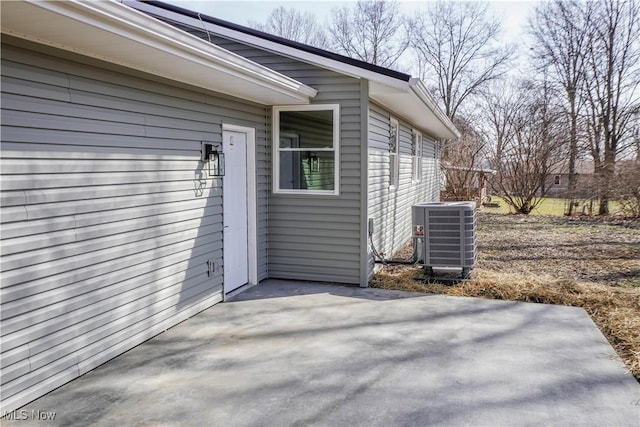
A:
[3,279,639,426]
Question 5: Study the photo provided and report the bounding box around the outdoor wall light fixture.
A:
[308,153,319,173]
[201,142,225,176]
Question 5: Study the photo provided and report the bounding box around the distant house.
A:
[0,0,458,412]
[545,161,596,198]
[441,163,496,204]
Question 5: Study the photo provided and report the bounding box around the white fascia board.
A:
[369,80,460,141]
[409,78,460,140]
[1,0,316,105]
[129,1,411,92]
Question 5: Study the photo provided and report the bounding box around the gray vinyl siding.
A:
[271,70,363,284]
[0,40,269,412]
[367,103,440,279]
[175,31,365,284]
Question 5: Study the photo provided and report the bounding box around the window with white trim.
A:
[412,129,423,182]
[554,175,561,185]
[273,105,340,195]
[389,118,399,188]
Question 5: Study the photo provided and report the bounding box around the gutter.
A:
[2,0,317,104]
[409,78,460,141]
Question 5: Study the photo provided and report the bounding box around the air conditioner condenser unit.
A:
[412,201,476,279]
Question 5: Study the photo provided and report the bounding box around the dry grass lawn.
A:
[371,212,640,381]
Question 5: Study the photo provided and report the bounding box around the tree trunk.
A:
[567,97,578,215]
[598,151,615,215]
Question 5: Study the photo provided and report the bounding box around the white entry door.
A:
[223,130,248,294]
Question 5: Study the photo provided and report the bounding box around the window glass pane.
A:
[279,150,334,190]
[279,133,299,148]
[279,110,334,149]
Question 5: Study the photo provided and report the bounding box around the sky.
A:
[170,0,538,46]
[169,0,539,80]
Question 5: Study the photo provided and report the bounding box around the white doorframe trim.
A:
[222,123,258,288]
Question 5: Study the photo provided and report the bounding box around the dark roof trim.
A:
[142,0,412,82]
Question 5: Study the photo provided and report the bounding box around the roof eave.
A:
[1,0,316,105]
[122,0,459,139]
[369,80,460,141]
[409,79,461,141]
[127,0,412,91]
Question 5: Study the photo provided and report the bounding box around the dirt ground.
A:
[371,212,640,380]
[477,213,640,286]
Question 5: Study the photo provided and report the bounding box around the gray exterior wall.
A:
[177,30,367,285]
[0,38,270,412]
[367,102,441,279]
[126,6,444,286]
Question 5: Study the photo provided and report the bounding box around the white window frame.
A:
[412,129,423,183]
[389,117,400,189]
[273,104,340,195]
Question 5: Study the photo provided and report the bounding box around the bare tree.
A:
[249,6,329,48]
[582,0,640,215]
[529,0,590,215]
[329,0,408,68]
[409,0,514,120]
[491,81,568,214]
[480,79,521,170]
[441,116,490,201]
